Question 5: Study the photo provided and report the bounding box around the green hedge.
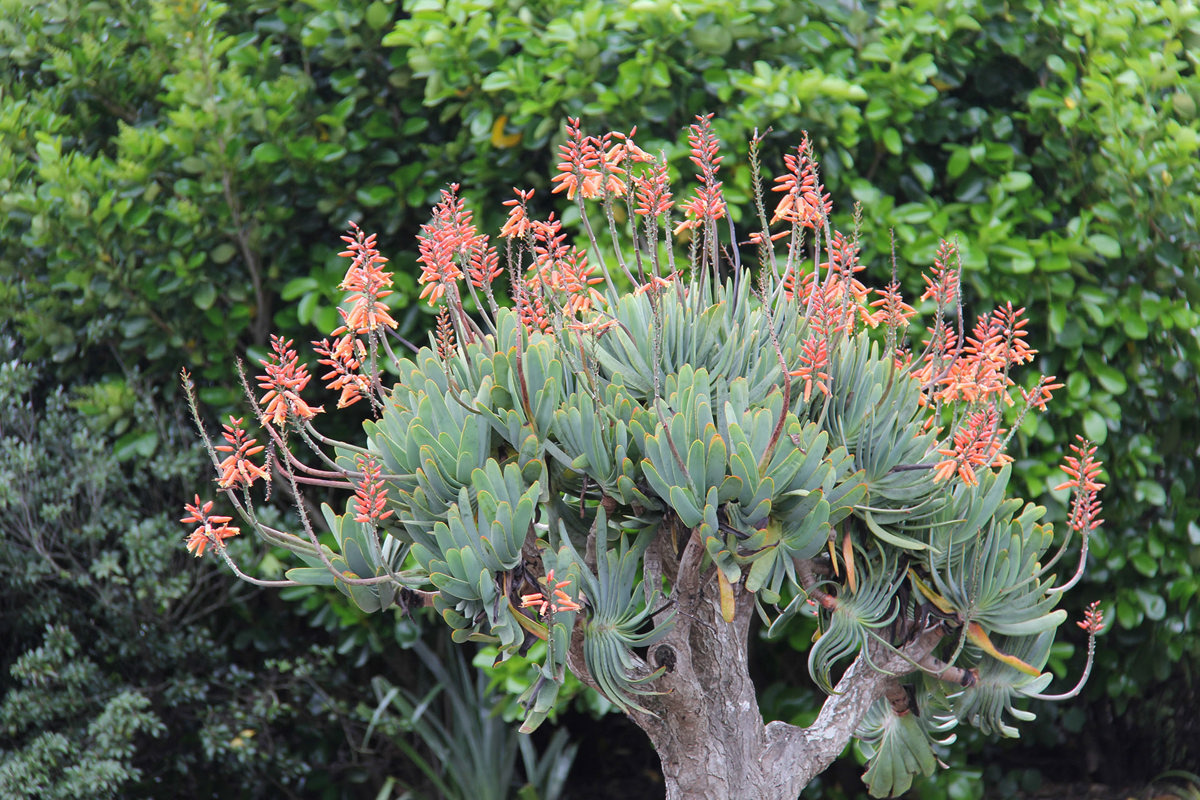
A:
[2,0,435,400]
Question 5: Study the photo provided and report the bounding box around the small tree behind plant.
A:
[182,118,1106,799]
[362,638,576,800]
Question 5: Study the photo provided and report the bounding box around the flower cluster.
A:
[416,184,485,307]
[1021,374,1063,413]
[257,335,323,425]
[1056,436,1105,534]
[551,119,651,201]
[790,334,831,402]
[435,308,457,361]
[770,133,831,230]
[520,569,582,617]
[181,495,240,557]
[499,188,535,240]
[633,158,673,219]
[215,416,268,489]
[675,114,727,234]
[870,279,918,338]
[334,221,398,335]
[933,405,1011,485]
[353,455,393,525]
[1077,600,1104,634]
[529,216,604,317]
[313,336,370,409]
[921,240,960,308]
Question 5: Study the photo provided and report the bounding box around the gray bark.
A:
[568,532,941,800]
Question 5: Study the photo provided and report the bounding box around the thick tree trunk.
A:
[565,531,943,799]
[626,576,776,800]
[576,531,943,800]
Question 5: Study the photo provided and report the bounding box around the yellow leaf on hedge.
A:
[491,115,522,148]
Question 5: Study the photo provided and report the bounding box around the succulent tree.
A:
[183,117,1105,799]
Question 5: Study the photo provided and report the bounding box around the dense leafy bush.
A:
[0,0,436,404]
[0,344,419,798]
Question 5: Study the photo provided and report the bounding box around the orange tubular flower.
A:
[870,280,917,330]
[770,134,831,228]
[674,184,727,234]
[633,159,674,218]
[989,303,1035,366]
[181,494,240,557]
[788,334,831,402]
[257,335,324,425]
[674,115,728,233]
[1055,436,1106,534]
[555,248,605,316]
[933,405,1009,485]
[335,221,398,335]
[516,288,551,334]
[687,113,724,180]
[607,127,654,165]
[468,242,502,290]
[921,240,960,307]
[435,309,458,361]
[416,184,481,307]
[782,266,817,304]
[215,416,269,489]
[531,215,569,272]
[816,232,873,330]
[1021,374,1063,412]
[1054,436,1106,493]
[353,456,393,525]
[633,272,679,297]
[1077,600,1104,634]
[520,569,583,616]
[499,188,535,239]
[567,317,619,336]
[313,336,369,409]
[551,118,604,200]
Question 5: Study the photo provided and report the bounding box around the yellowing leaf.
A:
[908,569,955,615]
[718,569,736,623]
[511,602,549,641]
[491,115,523,148]
[966,623,1041,677]
[842,529,857,594]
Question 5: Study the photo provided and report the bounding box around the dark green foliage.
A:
[363,639,577,800]
[0,349,403,798]
[0,626,164,799]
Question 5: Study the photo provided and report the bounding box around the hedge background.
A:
[1,0,1197,797]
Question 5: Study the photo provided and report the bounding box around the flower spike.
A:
[181,494,240,557]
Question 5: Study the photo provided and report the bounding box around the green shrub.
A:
[183,116,1109,798]
[0,346,414,798]
[0,0,434,404]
